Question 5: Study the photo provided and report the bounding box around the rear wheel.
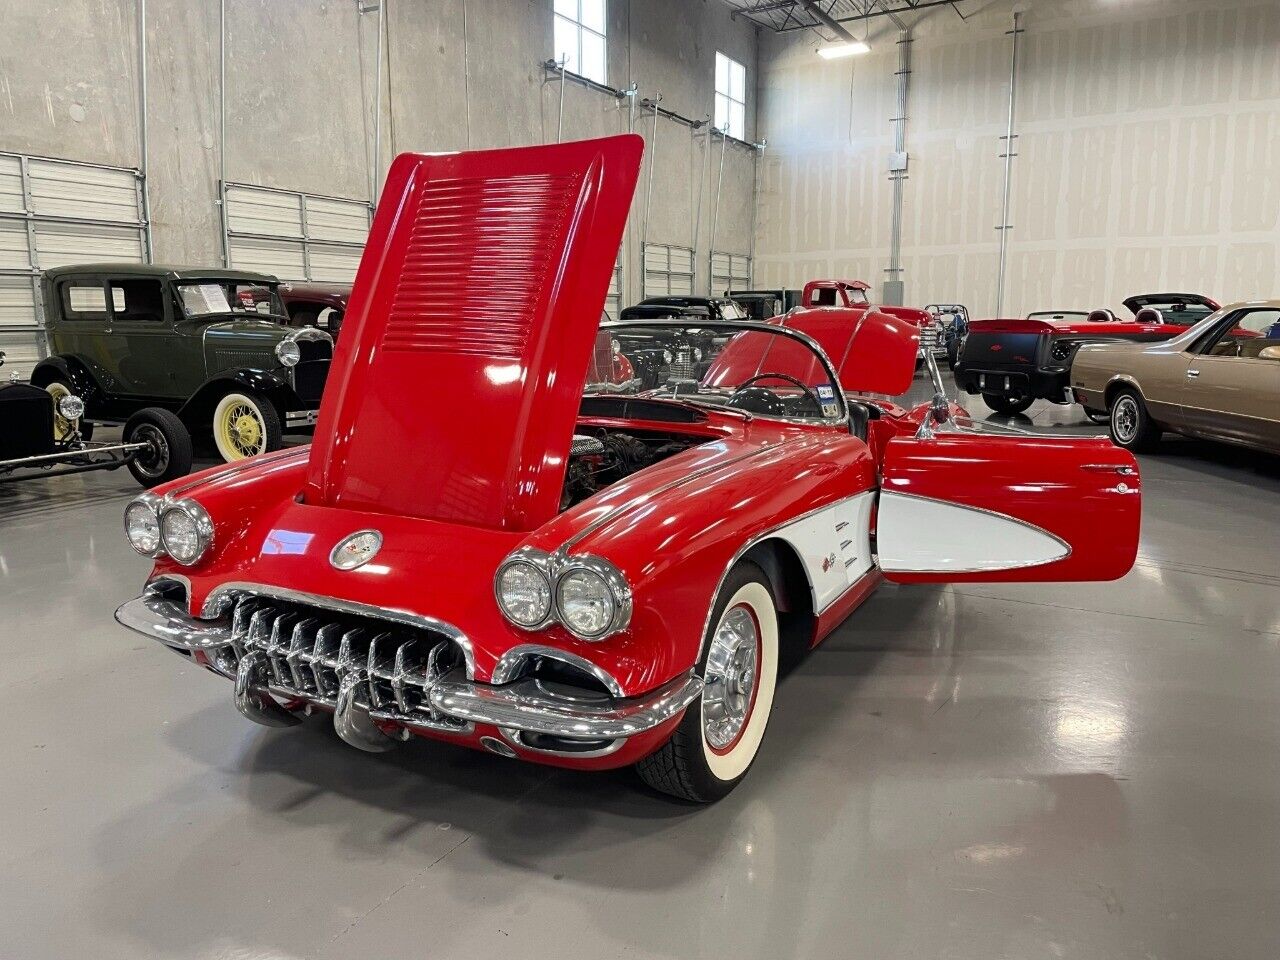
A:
[212,391,281,461]
[982,392,1034,415]
[43,378,93,441]
[124,408,193,487]
[1108,388,1160,452]
[636,560,779,802]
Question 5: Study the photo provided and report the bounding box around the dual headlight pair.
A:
[494,551,631,641]
[124,493,214,566]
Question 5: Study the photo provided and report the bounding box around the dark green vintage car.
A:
[32,264,333,462]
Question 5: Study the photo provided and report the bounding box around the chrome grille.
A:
[211,594,469,732]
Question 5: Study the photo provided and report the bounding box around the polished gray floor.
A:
[2,382,1278,960]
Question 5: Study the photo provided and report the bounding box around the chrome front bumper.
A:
[115,591,701,748]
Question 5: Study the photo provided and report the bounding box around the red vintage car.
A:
[114,135,1141,802]
[798,279,939,367]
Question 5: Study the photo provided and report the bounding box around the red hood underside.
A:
[303,136,643,532]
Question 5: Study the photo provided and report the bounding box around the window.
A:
[1201,309,1280,358]
[108,279,165,323]
[223,183,370,283]
[710,252,752,297]
[553,0,607,85]
[715,52,746,140]
[62,283,108,319]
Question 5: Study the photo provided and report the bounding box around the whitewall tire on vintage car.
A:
[636,560,779,802]
[212,391,282,462]
[43,379,92,441]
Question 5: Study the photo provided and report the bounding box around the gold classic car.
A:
[1071,300,1280,454]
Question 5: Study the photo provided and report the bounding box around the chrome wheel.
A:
[1112,395,1139,444]
[130,423,169,479]
[702,605,761,752]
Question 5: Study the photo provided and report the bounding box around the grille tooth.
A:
[222,593,469,731]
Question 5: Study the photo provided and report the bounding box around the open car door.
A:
[876,434,1140,583]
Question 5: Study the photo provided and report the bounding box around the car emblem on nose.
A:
[990,344,1003,351]
[330,530,383,570]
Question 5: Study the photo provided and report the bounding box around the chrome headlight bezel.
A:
[123,492,165,558]
[274,338,302,367]
[494,555,553,628]
[56,394,86,421]
[494,549,631,641]
[158,499,215,566]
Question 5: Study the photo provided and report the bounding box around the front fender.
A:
[30,356,102,406]
[178,369,296,427]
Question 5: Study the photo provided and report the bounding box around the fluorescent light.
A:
[818,41,871,59]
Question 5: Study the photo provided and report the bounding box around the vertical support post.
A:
[707,128,727,295]
[640,96,661,268]
[218,0,230,267]
[994,11,1022,318]
[557,55,568,143]
[372,0,385,202]
[691,122,708,287]
[749,140,764,288]
[137,0,153,262]
[884,28,911,305]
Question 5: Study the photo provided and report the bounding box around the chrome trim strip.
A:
[491,644,627,698]
[163,446,307,499]
[500,728,625,759]
[428,670,702,741]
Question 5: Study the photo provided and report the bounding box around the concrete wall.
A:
[753,0,1280,318]
[1,0,759,301]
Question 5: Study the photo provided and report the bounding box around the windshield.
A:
[175,281,286,320]
[1138,301,1216,325]
[1028,310,1089,320]
[587,323,845,423]
[718,301,747,320]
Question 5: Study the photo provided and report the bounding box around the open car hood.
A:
[303,135,643,531]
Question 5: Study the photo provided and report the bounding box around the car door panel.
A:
[1179,356,1276,446]
[877,435,1139,583]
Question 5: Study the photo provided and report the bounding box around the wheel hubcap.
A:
[703,605,760,752]
[132,423,169,477]
[220,403,264,457]
[1113,397,1138,442]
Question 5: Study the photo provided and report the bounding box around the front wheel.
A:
[1108,388,1160,452]
[636,560,779,802]
[982,392,1034,415]
[212,391,282,462]
[124,408,194,487]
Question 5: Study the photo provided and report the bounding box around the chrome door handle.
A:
[1186,369,1200,378]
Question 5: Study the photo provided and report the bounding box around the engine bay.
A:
[561,427,705,510]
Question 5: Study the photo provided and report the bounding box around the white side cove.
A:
[877,491,1070,573]
[769,491,876,613]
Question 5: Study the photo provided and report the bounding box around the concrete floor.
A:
[2,379,1278,960]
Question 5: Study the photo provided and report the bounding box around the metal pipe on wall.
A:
[137,0,153,262]
[994,11,1022,318]
[885,28,911,305]
[218,0,229,267]
[556,54,568,142]
[706,128,727,295]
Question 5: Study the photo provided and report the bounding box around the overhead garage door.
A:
[0,152,146,380]
[643,242,695,297]
[604,257,623,320]
[711,251,752,297]
[224,184,371,283]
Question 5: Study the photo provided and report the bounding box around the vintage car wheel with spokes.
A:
[637,560,779,802]
[212,391,281,461]
[43,379,93,441]
[1108,387,1160,452]
[123,408,193,487]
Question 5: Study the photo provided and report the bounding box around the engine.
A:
[561,429,700,510]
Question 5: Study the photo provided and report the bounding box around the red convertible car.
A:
[114,135,1141,802]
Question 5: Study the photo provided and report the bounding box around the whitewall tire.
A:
[636,560,779,802]
[212,391,282,462]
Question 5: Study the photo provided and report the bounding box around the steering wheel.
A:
[730,373,824,415]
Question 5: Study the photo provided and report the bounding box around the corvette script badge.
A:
[330,530,383,570]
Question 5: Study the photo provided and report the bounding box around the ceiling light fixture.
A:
[818,41,871,59]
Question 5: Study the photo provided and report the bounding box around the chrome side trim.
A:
[115,588,232,651]
[428,670,702,741]
[491,644,627,698]
[163,446,308,499]
[200,582,474,678]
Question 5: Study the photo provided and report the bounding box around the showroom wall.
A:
[0,0,759,304]
[753,0,1280,317]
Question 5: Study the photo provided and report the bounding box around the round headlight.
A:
[124,497,162,556]
[692,347,704,362]
[275,339,301,367]
[56,394,85,420]
[662,349,674,364]
[495,560,551,627]
[555,568,617,638]
[159,501,213,566]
